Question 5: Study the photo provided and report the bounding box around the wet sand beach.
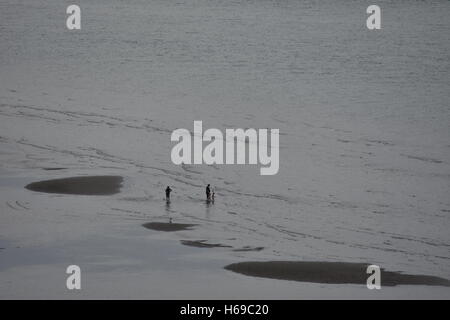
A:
[25,176,123,195]
[142,222,197,232]
[225,261,450,287]
[180,240,232,248]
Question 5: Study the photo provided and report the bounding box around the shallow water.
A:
[0,0,449,298]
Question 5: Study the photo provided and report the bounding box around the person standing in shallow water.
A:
[165,186,172,201]
[206,184,211,201]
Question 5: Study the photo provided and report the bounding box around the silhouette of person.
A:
[211,187,215,203]
[206,184,211,201]
[165,186,172,200]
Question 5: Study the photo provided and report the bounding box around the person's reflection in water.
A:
[165,198,171,215]
[205,198,212,219]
